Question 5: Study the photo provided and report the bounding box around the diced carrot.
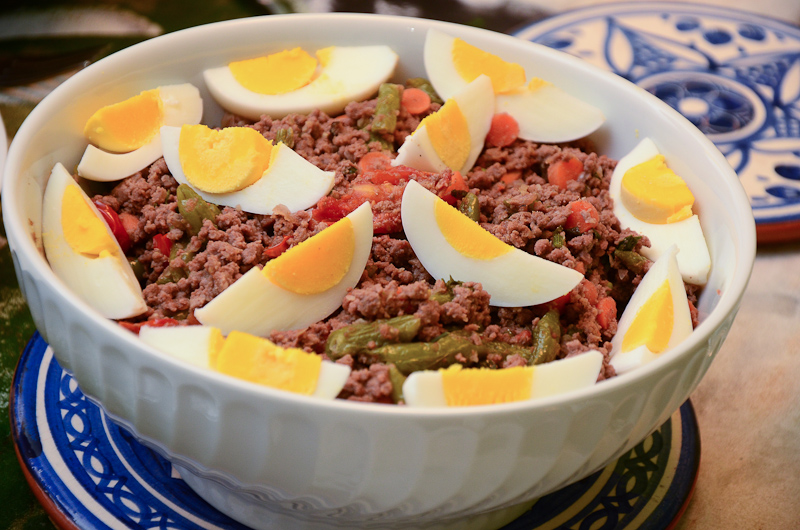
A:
[441,171,469,205]
[596,297,617,330]
[500,171,521,185]
[564,200,600,233]
[401,87,431,115]
[358,151,393,173]
[547,157,584,190]
[485,113,519,147]
[581,279,598,306]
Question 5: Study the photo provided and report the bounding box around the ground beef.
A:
[99,84,694,404]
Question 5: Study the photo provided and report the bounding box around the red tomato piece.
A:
[264,235,290,259]
[153,234,172,257]
[93,200,131,253]
[565,200,600,233]
[119,318,181,334]
[547,158,584,190]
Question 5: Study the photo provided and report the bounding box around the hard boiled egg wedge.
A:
[204,45,399,120]
[403,350,603,407]
[195,202,373,336]
[423,29,604,143]
[161,124,334,215]
[139,325,350,399]
[610,138,711,285]
[77,83,203,182]
[401,180,583,307]
[42,163,146,319]
[609,246,693,375]
[392,74,494,174]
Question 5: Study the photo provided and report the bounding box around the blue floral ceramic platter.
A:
[11,332,699,530]
[514,2,800,243]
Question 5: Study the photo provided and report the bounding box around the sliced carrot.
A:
[441,171,469,205]
[547,157,584,190]
[357,151,393,173]
[486,113,519,147]
[596,297,617,330]
[401,87,431,115]
[500,171,521,185]
[564,200,600,233]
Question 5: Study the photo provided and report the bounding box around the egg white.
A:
[194,201,373,337]
[42,163,146,319]
[160,125,335,215]
[77,83,203,182]
[203,45,399,120]
[424,29,604,144]
[392,74,494,174]
[609,245,693,375]
[401,180,583,307]
[139,325,350,399]
[403,350,603,407]
[496,82,605,143]
[610,138,711,285]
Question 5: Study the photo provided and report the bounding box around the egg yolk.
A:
[62,186,119,258]
[263,217,355,295]
[621,279,674,354]
[207,327,226,368]
[422,99,470,171]
[229,47,318,95]
[435,199,512,260]
[442,364,533,406]
[528,78,551,91]
[84,88,163,153]
[451,38,526,94]
[214,331,321,395]
[621,155,695,224]
[179,125,274,194]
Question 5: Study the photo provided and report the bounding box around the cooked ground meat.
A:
[98,84,699,404]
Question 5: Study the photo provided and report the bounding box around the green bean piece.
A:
[529,310,561,365]
[368,132,394,152]
[275,127,295,149]
[458,192,481,222]
[326,315,422,359]
[481,340,533,359]
[388,364,407,404]
[129,258,146,285]
[552,230,565,249]
[617,235,642,252]
[177,184,221,235]
[405,77,443,104]
[614,249,647,274]
[429,277,464,305]
[370,333,473,375]
[156,266,187,285]
[372,83,401,134]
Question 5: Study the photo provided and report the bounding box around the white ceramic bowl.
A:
[2,13,755,530]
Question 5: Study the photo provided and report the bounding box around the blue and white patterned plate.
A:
[11,332,699,530]
[514,2,800,243]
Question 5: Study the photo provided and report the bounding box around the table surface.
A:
[1,1,799,529]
